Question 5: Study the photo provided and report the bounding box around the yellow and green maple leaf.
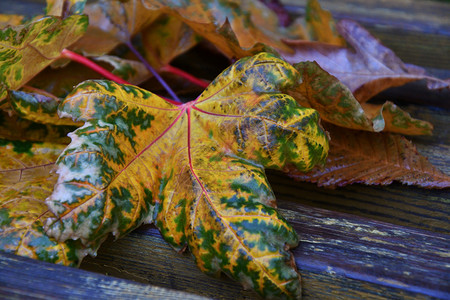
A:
[45,52,329,299]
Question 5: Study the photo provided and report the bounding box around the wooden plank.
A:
[271,178,450,235]
[80,231,430,300]
[79,203,450,299]
[282,205,449,299]
[0,251,207,299]
[282,0,450,35]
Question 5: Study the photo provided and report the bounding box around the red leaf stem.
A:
[162,65,210,89]
[61,49,130,85]
[60,49,180,106]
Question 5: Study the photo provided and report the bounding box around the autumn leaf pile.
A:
[0,0,448,299]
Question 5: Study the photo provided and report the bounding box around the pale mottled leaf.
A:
[46,52,329,299]
[93,55,150,85]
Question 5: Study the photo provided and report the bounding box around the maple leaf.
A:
[288,61,432,135]
[290,123,450,188]
[283,20,449,103]
[45,52,328,299]
[0,141,93,266]
[0,15,88,105]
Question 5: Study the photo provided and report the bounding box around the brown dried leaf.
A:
[141,0,297,57]
[290,123,450,188]
[283,20,449,102]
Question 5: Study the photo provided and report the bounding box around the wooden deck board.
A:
[79,203,449,299]
[0,252,206,299]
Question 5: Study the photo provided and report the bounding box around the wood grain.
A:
[79,202,449,299]
[0,252,206,299]
[282,0,450,34]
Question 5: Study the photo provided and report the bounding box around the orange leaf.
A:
[305,0,345,46]
[142,0,297,57]
[141,14,200,68]
[0,14,24,28]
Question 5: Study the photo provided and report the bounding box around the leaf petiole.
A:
[126,41,183,104]
[60,49,130,85]
[161,65,210,89]
[60,49,180,106]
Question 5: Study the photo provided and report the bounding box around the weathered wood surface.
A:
[0,252,206,299]
[79,203,450,299]
[0,0,449,299]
